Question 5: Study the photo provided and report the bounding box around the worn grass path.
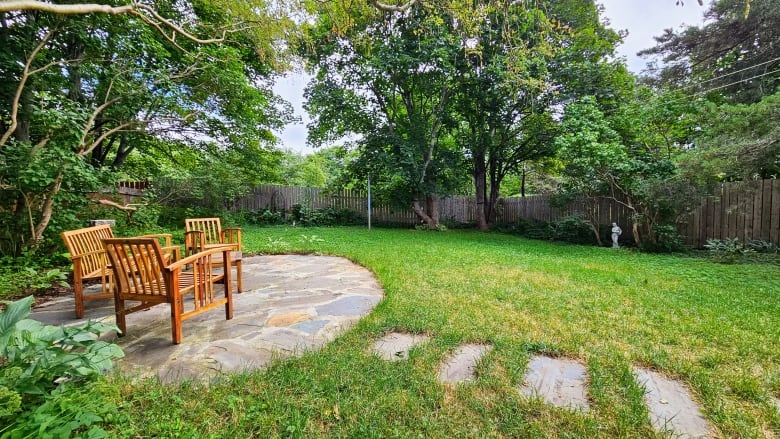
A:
[110,227,779,438]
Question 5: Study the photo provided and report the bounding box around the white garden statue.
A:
[611,223,622,248]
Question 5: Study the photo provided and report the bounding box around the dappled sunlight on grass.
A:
[112,226,779,437]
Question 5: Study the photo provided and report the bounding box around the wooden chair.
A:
[184,217,242,252]
[103,237,233,344]
[61,225,178,318]
[61,225,115,318]
[185,218,243,292]
[185,230,243,293]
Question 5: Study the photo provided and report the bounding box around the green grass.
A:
[96,227,780,436]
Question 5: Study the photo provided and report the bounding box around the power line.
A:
[674,55,780,92]
[690,67,780,97]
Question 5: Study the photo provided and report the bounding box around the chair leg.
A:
[114,295,126,337]
[235,259,243,293]
[74,275,85,319]
[171,294,183,344]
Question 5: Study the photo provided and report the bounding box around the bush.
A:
[745,239,778,254]
[290,204,364,227]
[247,209,286,226]
[704,238,754,263]
[0,296,124,436]
[641,224,687,253]
[552,214,596,245]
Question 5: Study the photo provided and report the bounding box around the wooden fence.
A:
[233,180,780,248]
[680,179,780,248]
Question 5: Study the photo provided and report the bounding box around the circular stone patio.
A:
[29,255,384,383]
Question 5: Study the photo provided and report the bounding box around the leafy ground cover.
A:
[25,227,780,436]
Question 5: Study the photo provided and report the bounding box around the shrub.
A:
[641,224,687,253]
[745,239,778,254]
[704,238,754,263]
[291,204,364,227]
[0,296,124,436]
[247,209,286,226]
[552,214,596,245]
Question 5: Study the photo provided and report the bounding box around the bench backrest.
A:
[61,224,115,274]
[185,218,222,246]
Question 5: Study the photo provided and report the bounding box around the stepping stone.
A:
[438,344,492,384]
[633,367,714,438]
[372,332,430,361]
[520,356,590,412]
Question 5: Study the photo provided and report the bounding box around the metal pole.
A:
[367,175,372,230]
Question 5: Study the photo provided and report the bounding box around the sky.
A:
[272,1,708,154]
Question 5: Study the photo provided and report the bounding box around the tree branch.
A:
[370,0,419,13]
[0,1,229,47]
[0,30,53,147]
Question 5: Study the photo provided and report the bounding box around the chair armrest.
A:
[221,228,242,252]
[165,246,231,272]
[184,230,206,257]
[160,245,181,262]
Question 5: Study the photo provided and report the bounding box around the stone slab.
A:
[633,367,713,438]
[438,344,492,384]
[316,295,381,317]
[520,356,590,412]
[372,332,430,361]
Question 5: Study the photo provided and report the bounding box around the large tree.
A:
[641,0,780,104]
[304,1,467,227]
[451,0,626,230]
[0,1,295,253]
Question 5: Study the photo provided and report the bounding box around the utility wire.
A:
[674,55,780,92]
[690,67,780,97]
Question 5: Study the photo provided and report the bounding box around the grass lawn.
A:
[100,227,779,437]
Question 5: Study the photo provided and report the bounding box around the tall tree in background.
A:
[452,0,625,230]
[0,1,296,253]
[305,1,466,227]
[641,0,779,104]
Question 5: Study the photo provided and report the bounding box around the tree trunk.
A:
[486,154,500,226]
[426,194,439,227]
[33,170,63,243]
[521,163,527,197]
[14,86,33,142]
[473,152,488,231]
[412,194,440,228]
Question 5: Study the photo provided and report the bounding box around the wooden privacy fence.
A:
[233,181,780,248]
[680,179,780,248]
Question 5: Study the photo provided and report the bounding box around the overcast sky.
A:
[272,1,707,154]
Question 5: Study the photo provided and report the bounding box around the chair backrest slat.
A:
[185,218,222,246]
[104,238,168,298]
[62,225,114,274]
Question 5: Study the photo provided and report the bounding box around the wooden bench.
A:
[61,225,176,318]
[103,237,233,344]
[185,217,243,292]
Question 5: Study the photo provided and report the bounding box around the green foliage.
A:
[552,214,597,245]
[0,250,70,300]
[290,204,364,227]
[642,0,780,104]
[498,214,597,245]
[0,296,124,436]
[246,209,286,226]
[414,223,448,232]
[704,238,756,264]
[745,239,778,254]
[681,91,780,183]
[103,227,779,437]
[0,1,293,258]
[641,224,686,253]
